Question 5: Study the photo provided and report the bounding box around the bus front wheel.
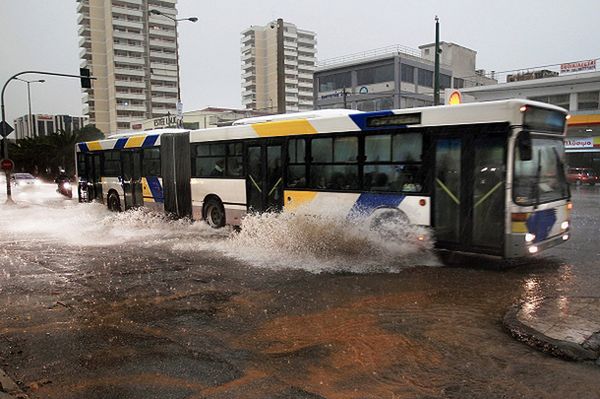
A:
[204,198,225,228]
[107,192,122,212]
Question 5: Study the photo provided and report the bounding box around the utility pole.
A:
[15,78,45,138]
[433,16,441,106]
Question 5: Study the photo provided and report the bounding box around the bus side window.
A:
[142,148,161,176]
[287,138,306,188]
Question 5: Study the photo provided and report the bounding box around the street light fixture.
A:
[14,78,45,139]
[149,9,198,128]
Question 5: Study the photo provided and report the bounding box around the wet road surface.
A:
[0,184,599,398]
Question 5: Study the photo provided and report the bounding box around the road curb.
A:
[0,368,28,399]
[503,303,599,362]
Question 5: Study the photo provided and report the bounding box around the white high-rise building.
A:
[77,0,179,135]
[241,19,316,113]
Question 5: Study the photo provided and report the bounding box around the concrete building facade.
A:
[13,114,89,140]
[241,19,316,113]
[77,0,179,135]
[452,68,600,173]
[314,42,496,111]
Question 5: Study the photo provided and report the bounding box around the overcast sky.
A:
[0,0,598,126]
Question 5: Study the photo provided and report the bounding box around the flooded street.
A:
[1,184,599,398]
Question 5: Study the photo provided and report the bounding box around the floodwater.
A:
[0,184,599,398]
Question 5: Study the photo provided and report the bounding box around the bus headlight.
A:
[561,221,569,230]
[562,234,569,241]
[528,245,539,254]
[525,233,536,243]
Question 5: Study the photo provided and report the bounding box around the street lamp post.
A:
[149,9,198,128]
[14,78,45,139]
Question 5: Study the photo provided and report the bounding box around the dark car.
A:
[567,168,599,185]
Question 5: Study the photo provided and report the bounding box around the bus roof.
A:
[77,99,568,152]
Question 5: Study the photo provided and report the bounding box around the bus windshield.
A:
[513,135,569,206]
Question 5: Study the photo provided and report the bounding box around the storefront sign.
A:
[560,59,596,74]
[564,137,600,149]
[153,115,177,128]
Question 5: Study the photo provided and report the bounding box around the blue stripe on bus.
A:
[349,110,395,131]
[526,208,557,242]
[78,143,89,152]
[142,135,159,148]
[349,193,405,217]
[146,176,164,203]
[114,138,128,150]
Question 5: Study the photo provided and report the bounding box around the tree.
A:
[8,125,104,179]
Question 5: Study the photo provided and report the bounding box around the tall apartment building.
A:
[77,0,179,135]
[241,19,316,113]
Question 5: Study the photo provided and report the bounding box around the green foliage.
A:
[8,125,103,179]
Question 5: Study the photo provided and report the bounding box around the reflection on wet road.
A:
[0,185,599,398]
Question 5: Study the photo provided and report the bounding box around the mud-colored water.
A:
[1,185,599,398]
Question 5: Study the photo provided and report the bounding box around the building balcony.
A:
[76,1,89,13]
[147,4,176,16]
[284,48,297,57]
[115,80,146,89]
[111,7,143,18]
[113,30,143,41]
[298,72,313,81]
[114,43,144,53]
[298,64,316,72]
[150,50,177,60]
[118,0,142,5]
[297,36,316,46]
[242,70,256,80]
[113,19,143,30]
[148,27,176,38]
[117,103,146,112]
[114,67,146,77]
[241,51,255,62]
[151,85,177,93]
[240,43,254,54]
[152,97,177,105]
[114,55,145,65]
[78,25,91,36]
[298,54,315,63]
[116,92,146,101]
[149,37,176,49]
[150,62,177,72]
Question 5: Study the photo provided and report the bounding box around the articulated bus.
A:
[76,100,571,258]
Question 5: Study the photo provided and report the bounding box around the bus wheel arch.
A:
[203,195,226,228]
[107,190,122,212]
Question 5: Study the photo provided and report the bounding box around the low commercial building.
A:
[314,42,496,111]
[451,62,600,172]
[13,114,89,140]
[131,107,267,131]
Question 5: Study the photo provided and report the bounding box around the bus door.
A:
[432,132,505,255]
[246,139,284,213]
[84,152,103,201]
[121,150,143,209]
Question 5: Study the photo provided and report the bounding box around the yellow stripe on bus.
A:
[284,190,318,211]
[87,141,103,151]
[252,119,318,137]
[141,177,153,198]
[124,136,145,148]
[512,221,528,233]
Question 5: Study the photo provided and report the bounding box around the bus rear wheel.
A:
[107,192,122,212]
[204,198,225,228]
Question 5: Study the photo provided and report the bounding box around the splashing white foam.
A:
[1,185,438,273]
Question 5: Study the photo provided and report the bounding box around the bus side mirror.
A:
[518,132,532,161]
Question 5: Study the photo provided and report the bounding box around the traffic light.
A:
[80,68,91,89]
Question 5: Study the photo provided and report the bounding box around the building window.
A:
[401,64,415,83]
[440,74,452,90]
[356,64,394,85]
[418,69,433,87]
[578,91,599,110]
[453,77,464,89]
[529,94,570,110]
[318,72,351,92]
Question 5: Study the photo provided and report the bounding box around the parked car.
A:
[567,167,599,186]
[11,173,41,188]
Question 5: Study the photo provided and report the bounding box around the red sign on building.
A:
[560,59,596,74]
